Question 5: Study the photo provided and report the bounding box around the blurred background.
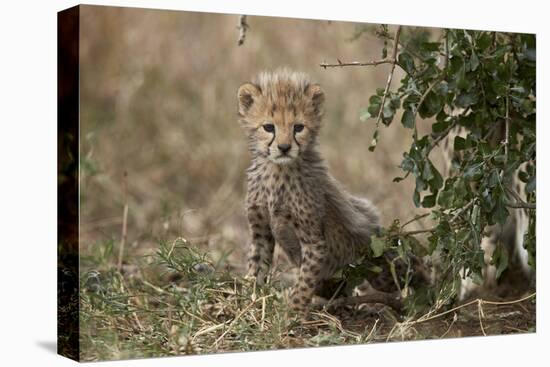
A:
[79,5,439,273]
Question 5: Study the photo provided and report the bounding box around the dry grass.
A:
[79,238,535,361]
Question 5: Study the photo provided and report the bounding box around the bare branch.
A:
[503,91,510,168]
[505,187,536,209]
[401,213,430,229]
[425,118,459,157]
[400,227,435,236]
[373,26,402,129]
[505,201,536,210]
[320,58,394,68]
[237,15,249,46]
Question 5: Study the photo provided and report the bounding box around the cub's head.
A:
[237,69,325,164]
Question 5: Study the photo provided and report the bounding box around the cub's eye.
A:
[263,124,275,133]
[294,123,305,133]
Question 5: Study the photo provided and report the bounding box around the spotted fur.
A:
[237,69,380,311]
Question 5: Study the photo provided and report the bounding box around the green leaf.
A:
[390,94,401,109]
[487,170,500,188]
[382,101,394,119]
[406,236,428,257]
[359,107,372,122]
[518,171,529,183]
[367,103,380,118]
[434,81,449,96]
[429,162,444,190]
[492,244,509,280]
[422,160,434,181]
[369,236,386,258]
[399,154,415,172]
[367,265,383,274]
[401,109,415,129]
[432,120,450,133]
[437,189,453,208]
[481,188,495,212]
[470,52,480,71]
[455,92,478,108]
[416,176,427,192]
[471,269,484,285]
[526,176,536,193]
[419,91,443,118]
[376,88,386,96]
[413,189,421,208]
[492,197,509,225]
[398,52,415,74]
[422,194,437,208]
[367,94,382,117]
[454,136,466,151]
[420,41,441,52]
[453,178,468,202]
[476,32,492,51]
[464,163,482,181]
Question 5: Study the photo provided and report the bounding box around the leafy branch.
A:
[322,27,536,301]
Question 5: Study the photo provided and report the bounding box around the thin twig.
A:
[411,292,535,325]
[237,15,249,46]
[503,91,510,170]
[505,186,536,209]
[439,313,457,338]
[399,227,435,236]
[364,319,380,342]
[320,58,394,68]
[374,26,402,129]
[426,118,459,156]
[399,200,476,237]
[477,299,487,336]
[480,293,536,305]
[327,279,347,305]
[117,171,129,272]
[401,213,430,229]
[449,199,476,222]
[505,200,536,209]
[498,93,534,209]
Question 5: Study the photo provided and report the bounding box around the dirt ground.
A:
[335,292,535,341]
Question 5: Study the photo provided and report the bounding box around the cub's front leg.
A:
[290,225,328,312]
[245,204,275,285]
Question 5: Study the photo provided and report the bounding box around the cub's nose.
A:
[277,144,291,154]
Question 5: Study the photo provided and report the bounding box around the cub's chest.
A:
[247,170,304,212]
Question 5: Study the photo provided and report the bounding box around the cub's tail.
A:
[349,196,381,235]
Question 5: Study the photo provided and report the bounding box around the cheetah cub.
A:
[237,69,380,311]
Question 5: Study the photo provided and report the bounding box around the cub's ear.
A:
[237,82,261,116]
[305,83,325,115]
